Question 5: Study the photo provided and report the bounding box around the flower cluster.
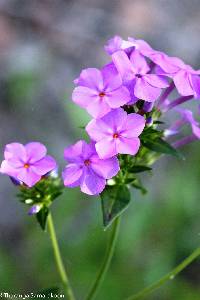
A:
[1,36,200,201]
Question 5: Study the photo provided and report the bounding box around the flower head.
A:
[0,142,57,187]
[112,50,169,102]
[72,65,131,119]
[62,140,119,195]
[86,108,145,159]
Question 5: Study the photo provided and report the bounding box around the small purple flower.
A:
[151,53,200,98]
[86,108,145,159]
[28,204,43,215]
[112,50,169,102]
[0,142,57,187]
[72,65,131,119]
[62,140,119,195]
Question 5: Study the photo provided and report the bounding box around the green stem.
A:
[47,213,76,300]
[126,246,200,300]
[85,216,121,300]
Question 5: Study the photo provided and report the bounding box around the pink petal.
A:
[190,75,200,98]
[101,63,122,91]
[117,137,140,155]
[80,168,106,195]
[144,74,169,88]
[32,156,56,175]
[76,68,104,90]
[64,140,86,162]
[95,138,117,159]
[86,98,111,118]
[86,119,113,141]
[100,108,127,131]
[90,155,120,179]
[173,70,194,96]
[17,168,41,187]
[0,160,19,177]
[105,86,131,108]
[134,77,161,102]
[121,113,145,138]
[62,164,83,187]
[72,86,98,108]
[25,142,47,163]
[112,50,135,82]
[130,50,149,74]
[4,143,26,166]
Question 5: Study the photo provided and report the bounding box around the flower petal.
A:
[62,164,83,187]
[72,86,98,108]
[190,75,200,98]
[117,137,140,155]
[17,168,41,187]
[90,155,120,179]
[95,138,117,159]
[86,98,111,118]
[134,77,161,102]
[112,50,135,82]
[144,74,169,88]
[101,63,122,91]
[80,168,106,195]
[25,142,47,163]
[64,140,86,162]
[0,160,19,177]
[4,143,26,166]
[130,50,149,74]
[173,70,194,96]
[75,68,104,90]
[105,86,131,108]
[86,119,112,141]
[121,113,145,137]
[32,156,57,175]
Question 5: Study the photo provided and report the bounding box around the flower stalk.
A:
[126,246,200,300]
[85,216,121,300]
[47,213,76,300]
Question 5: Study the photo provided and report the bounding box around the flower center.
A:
[99,92,106,98]
[135,74,142,78]
[84,159,91,166]
[113,133,119,139]
[24,163,30,169]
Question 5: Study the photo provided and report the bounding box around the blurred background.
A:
[0,0,200,299]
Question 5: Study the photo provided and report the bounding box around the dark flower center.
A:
[24,163,30,169]
[113,133,119,139]
[99,92,106,98]
[135,74,142,78]
[84,159,91,166]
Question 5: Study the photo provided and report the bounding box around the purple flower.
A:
[86,108,145,159]
[62,140,119,195]
[28,204,43,215]
[72,65,131,119]
[150,53,200,98]
[165,108,200,139]
[112,50,169,102]
[0,142,57,187]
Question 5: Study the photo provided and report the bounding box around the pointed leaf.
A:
[131,165,152,173]
[101,185,130,229]
[36,206,49,230]
[142,138,183,159]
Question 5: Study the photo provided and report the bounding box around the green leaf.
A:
[131,181,147,194]
[101,185,131,229]
[142,138,183,159]
[36,206,49,230]
[131,165,152,173]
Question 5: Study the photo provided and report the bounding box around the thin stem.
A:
[85,216,121,300]
[126,246,200,300]
[47,213,76,300]
[157,81,175,108]
[164,95,193,112]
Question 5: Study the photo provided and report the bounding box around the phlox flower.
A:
[72,65,131,119]
[0,142,57,187]
[111,50,169,102]
[86,108,145,159]
[62,140,119,195]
